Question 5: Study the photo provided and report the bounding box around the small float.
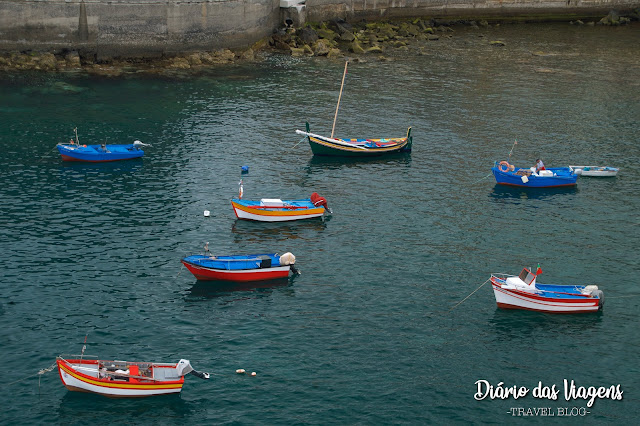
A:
[56,128,149,162]
[569,166,619,177]
[492,161,578,188]
[490,267,603,314]
[56,355,209,398]
[182,249,299,282]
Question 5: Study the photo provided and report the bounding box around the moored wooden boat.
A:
[296,123,412,157]
[231,192,330,222]
[56,128,149,162]
[569,165,619,177]
[181,251,298,282]
[492,161,577,188]
[56,356,209,398]
[490,267,603,314]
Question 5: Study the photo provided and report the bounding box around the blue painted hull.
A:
[492,166,577,188]
[182,254,281,271]
[57,144,144,162]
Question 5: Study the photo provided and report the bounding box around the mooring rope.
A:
[449,278,491,312]
[470,173,493,185]
[36,145,60,164]
[290,135,307,150]
[7,363,57,386]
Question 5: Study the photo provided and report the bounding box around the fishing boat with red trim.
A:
[56,355,209,398]
[490,267,604,314]
[56,128,150,162]
[492,160,577,188]
[181,247,299,282]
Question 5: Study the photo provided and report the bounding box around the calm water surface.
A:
[1,23,639,424]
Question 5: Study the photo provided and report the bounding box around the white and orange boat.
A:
[231,192,331,222]
[56,355,209,398]
[490,267,604,314]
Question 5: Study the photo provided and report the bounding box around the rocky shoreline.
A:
[0,10,636,76]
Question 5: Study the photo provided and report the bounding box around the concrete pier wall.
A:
[0,0,638,58]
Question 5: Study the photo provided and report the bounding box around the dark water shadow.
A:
[186,276,294,300]
[58,159,143,175]
[58,390,190,421]
[305,153,412,171]
[230,217,329,243]
[487,307,603,341]
[489,184,578,203]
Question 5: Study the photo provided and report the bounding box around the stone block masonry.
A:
[0,0,638,59]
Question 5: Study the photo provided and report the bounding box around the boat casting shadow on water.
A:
[186,276,293,300]
[489,184,578,202]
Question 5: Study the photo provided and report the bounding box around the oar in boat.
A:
[294,130,367,150]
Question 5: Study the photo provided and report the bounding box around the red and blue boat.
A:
[490,267,604,314]
[181,251,298,282]
[57,128,149,162]
[492,161,577,188]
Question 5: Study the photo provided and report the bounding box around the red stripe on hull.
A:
[496,182,577,188]
[182,262,290,282]
[60,154,136,163]
[496,302,599,314]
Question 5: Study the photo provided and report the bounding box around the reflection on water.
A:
[488,184,578,202]
[58,160,143,176]
[230,217,329,244]
[186,277,293,300]
[488,307,603,341]
[58,390,189,421]
[305,153,412,171]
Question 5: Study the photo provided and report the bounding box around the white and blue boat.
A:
[490,267,604,314]
[492,161,577,188]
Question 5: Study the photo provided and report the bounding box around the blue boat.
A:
[492,161,577,188]
[57,129,149,162]
[181,251,298,282]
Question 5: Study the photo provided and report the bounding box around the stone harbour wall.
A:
[0,0,638,59]
[0,0,281,59]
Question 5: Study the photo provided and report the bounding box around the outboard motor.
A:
[279,252,300,275]
[133,140,151,149]
[176,359,210,380]
[310,192,332,214]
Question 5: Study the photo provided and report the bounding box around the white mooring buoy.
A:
[236,369,245,374]
[204,210,210,217]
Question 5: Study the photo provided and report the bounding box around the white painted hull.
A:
[59,368,182,397]
[570,166,618,177]
[492,284,600,313]
[233,207,324,222]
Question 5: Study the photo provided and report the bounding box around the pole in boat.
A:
[74,127,79,144]
[80,334,88,362]
[507,138,517,160]
[331,61,349,139]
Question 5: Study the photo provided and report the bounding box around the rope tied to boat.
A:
[290,135,307,150]
[7,363,58,386]
[448,278,491,312]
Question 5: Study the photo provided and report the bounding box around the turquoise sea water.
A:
[1,23,639,424]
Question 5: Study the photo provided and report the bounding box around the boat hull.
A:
[492,166,577,188]
[231,199,325,222]
[57,144,144,162]
[570,166,618,177]
[181,258,291,282]
[490,279,601,314]
[308,135,411,157]
[56,358,184,398]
